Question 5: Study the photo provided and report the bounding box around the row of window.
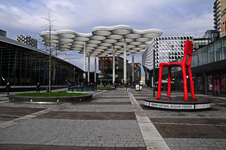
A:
[197,74,226,93]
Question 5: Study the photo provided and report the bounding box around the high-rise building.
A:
[214,0,226,34]
[17,35,37,48]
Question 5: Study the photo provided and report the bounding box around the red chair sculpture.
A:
[157,39,195,101]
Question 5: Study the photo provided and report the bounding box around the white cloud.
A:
[0,0,215,75]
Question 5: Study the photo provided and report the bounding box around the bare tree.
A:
[38,11,81,92]
[41,11,57,94]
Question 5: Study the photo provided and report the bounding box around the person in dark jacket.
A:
[36,82,40,92]
[6,82,10,97]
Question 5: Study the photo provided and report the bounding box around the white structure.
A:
[40,25,163,84]
[142,36,193,71]
[17,35,37,48]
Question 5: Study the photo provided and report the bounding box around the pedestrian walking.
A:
[36,82,40,93]
[125,83,128,92]
[127,83,131,93]
[6,82,10,97]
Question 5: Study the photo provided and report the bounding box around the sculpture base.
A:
[144,96,211,110]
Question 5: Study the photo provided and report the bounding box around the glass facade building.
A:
[0,36,84,87]
[161,35,226,97]
[142,35,193,87]
[98,56,141,84]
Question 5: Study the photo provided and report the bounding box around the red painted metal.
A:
[157,40,195,101]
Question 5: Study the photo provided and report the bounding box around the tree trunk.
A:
[49,25,52,94]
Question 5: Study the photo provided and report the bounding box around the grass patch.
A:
[16,92,87,97]
[117,85,124,88]
[97,86,112,89]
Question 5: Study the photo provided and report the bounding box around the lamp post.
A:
[153,49,155,97]
[74,67,75,82]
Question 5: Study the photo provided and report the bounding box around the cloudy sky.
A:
[0,0,215,75]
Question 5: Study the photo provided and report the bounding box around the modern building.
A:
[214,0,226,35]
[98,56,141,85]
[160,35,226,97]
[222,8,226,36]
[140,76,145,85]
[142,35,193,87]
[142,31,220,87]
[17,35,38,48]
[0,29,6,37]
[0,35,84,87]
[128,63,141,84]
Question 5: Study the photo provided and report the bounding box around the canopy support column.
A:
[83,42,86,71]
[88,53,90,84]
[113,45,115,84]
[94,57,96,83]
[132,53,134,84]
[123,38,127,84]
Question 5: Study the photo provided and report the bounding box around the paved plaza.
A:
[0,88,226,149]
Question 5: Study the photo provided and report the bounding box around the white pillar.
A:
[132,53,134,83]
[88,53,90,84]
[83,42,86,71]
[113,46,115,84]
[123,38,127,83]
[94,57,96,83]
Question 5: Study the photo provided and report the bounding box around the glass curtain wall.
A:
[164,36,226,75]
[0,42,76,86]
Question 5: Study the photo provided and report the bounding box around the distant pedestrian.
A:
[67,82,71,87]
[127,83,131,93]
[6,82,10,97]
[36,82,40,93]
[125,83,128,92]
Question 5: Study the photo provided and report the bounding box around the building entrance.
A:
[213,77,220,96]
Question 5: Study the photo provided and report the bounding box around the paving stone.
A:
[55,104,134,112]
[165,138,226,150]
[0,119,144,147]
[1,88,226,149]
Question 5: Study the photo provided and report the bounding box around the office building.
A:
[0,35,84,87]
[214,0,226,35]
[142,35,193,87]
[160,35,226,97]
[17,35,38,48]
[98,56,141,85]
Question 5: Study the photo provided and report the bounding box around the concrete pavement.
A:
[0,87,225,149]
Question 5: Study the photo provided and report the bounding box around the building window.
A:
[221,74,226,93]
[197,76,202,91]
[207,75,212,91]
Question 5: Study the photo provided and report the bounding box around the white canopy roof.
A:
[40,25,163,57]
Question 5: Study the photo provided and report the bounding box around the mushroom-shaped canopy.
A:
[40,25,163,57]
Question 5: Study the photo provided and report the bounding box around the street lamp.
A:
[74,67,75,82]
[153,49,155,97]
